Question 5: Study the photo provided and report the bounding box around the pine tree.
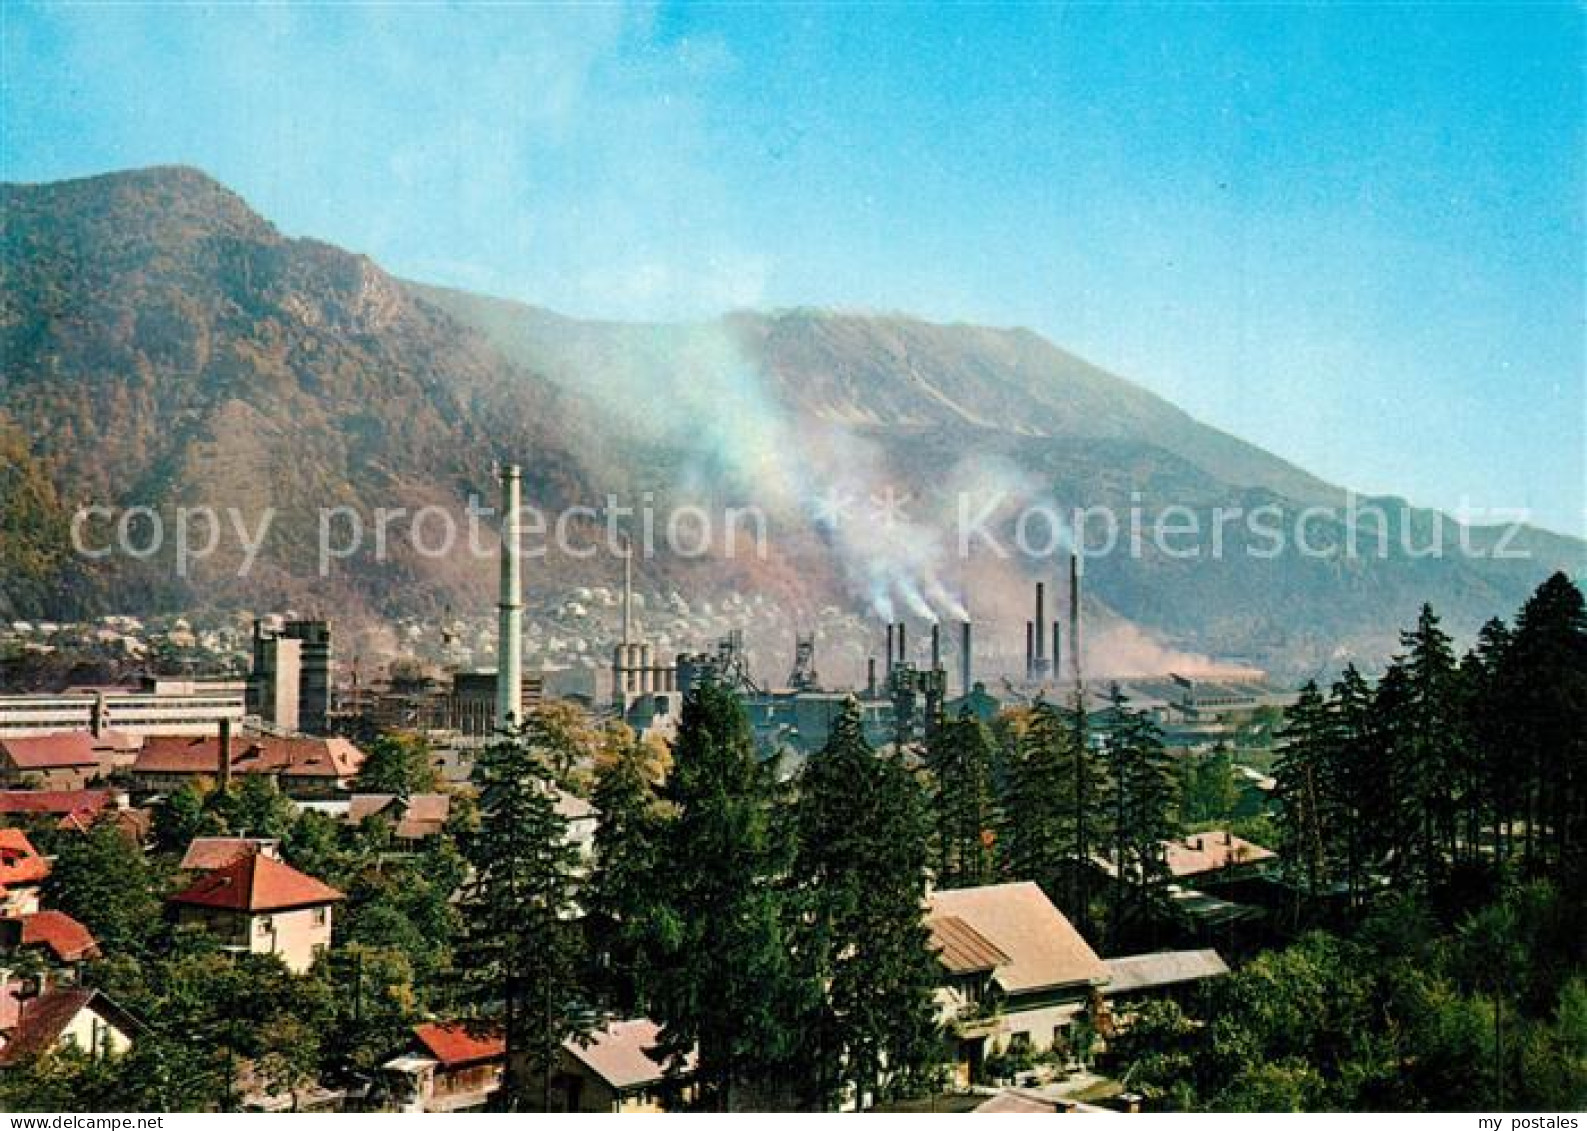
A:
[1002,698,1074,903]
[1398,603,1462,886]
[926,709,998,889]
[585,725,665,1015]
[1001,697,1105,931]
[1101,684,1179,949]
[1329,664,1377,909]
[456,716,587,1110]
[1498,573,1587,882]
[1274,681,1336,907]
[646,679,801,1110]
[788,700,943,1109]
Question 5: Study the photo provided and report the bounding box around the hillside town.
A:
[0,467,1581,1112]
[4,2,1585,1118]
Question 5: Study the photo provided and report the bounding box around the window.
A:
[257,915,274,935]
[313,906,328,926]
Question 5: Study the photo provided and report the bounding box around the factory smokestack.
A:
[897,622,907,666]
[961,619,973,697]
[885,624,894,678]
[1052,620,1062,685]
[931,622,941,672]
[1069,552,1082,691]
[1034,582,1046,669]
[867,656,877,697]
[621,536,633,646]
[1025,621,1034,681]
[497,464,523,727]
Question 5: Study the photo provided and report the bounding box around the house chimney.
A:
[496,464,524,727]
[218,716,233,791]
[960,619,973,697]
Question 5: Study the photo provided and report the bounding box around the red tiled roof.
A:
[168,852,343,913]
[0,829,49,889]
[0,733,101,769]
[0,988,138,1066]
[349,793,451,839]
[135,735,365,779]
[179,837,277,871]
[16,911,100,963]
[57,807,150,842]
[0,790,115,818]
[928,914,1011,975]
[413,1021,505,1068]
[0,988,93,1064]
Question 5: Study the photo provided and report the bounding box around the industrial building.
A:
[248,619,332,735]
[0,678,246,739]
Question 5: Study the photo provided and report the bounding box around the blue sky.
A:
[4,2,1583,537]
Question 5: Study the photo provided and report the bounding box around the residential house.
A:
[0,987,141,1068]
[0,911,101,967]
[549,1018,696,1112]
[1164,830,1277,885]
[556,788,598,859]
[132,734,366,797]
[1101,948,1229,1016]
[167,852,343,973]
[927,882,1110,1085]
[178,837,280,871]
[0,732,139,790]
[383,1022,505,1112]
[0,789,119,831]
[348,794,452,842]
[0,830,49,917]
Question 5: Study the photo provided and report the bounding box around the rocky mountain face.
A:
[2,166,1579,678]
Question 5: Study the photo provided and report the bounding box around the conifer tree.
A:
[1329,663,1377,908]
[1398,603,1462,884]
[1101,684,1179,948]
[1002,698,1075,903]
[585,724,665,1015]
[456,716,587,1110]
[788,700,942,1109]
[646,679,801,1110]
[926,709,998,889]
[1498,573,1587,882]
[1274,681,1336,905]
[1001,697,1106,931]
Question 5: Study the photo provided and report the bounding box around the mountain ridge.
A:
[2,165,1579,677]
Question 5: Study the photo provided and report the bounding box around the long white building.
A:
[0,678,246,738]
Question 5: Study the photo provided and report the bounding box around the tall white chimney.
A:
[497,464,523,727]
[621,535,634,646]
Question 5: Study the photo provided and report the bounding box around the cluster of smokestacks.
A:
[876,617,975,696]
[1025,581,1058,682]
[1026,554,1083,687]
